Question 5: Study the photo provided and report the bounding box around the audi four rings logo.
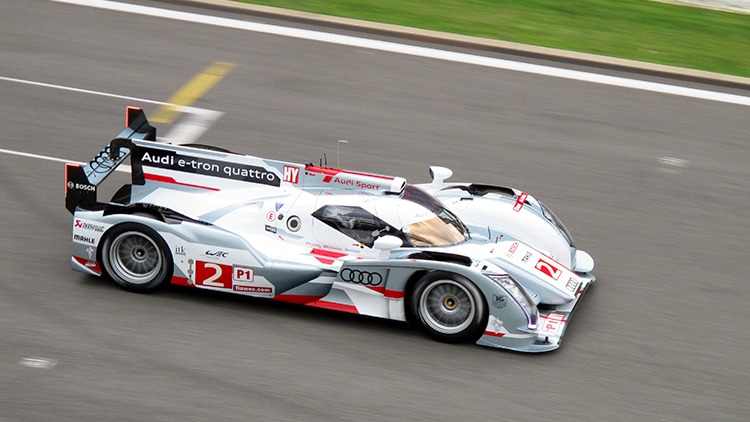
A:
[340,269,383,286]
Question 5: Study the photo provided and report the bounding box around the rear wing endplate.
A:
[65,107,155,214]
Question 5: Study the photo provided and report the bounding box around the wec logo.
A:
[204,250,229,258]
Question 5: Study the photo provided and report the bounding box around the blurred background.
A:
[1,1,748,421]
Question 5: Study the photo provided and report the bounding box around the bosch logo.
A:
[340,269,383,286]
[72,182,96,191]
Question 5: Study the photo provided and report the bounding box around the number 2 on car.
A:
[196,261,232,288]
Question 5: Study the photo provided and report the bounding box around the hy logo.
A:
[283,166,300,184]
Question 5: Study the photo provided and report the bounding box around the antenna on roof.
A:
[337,140,348,169]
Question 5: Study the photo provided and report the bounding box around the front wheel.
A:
[100,223,172,292]
[410,271,487,343]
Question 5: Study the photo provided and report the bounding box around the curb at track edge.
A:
[176,0,750,90]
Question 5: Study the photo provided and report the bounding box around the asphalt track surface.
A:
[2,1,749,421]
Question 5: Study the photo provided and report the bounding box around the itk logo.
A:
[283,166,300,184]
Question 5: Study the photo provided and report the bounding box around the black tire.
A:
[410,271,487,343]
[100,223,172,292]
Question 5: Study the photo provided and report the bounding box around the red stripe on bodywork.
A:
[145,174,220,191]
[304,165,394,180]
[513,192,528,212]
[310,248,347,258]
[483,331,506,338]
[314,257,335,265]
[366,285,386,294]
[539,313,569,323]
[307,300,359,314]
[384,289,405,299]
[171,276,191,286]
[73,256,102,275]
[273,294,325,305]
[126,106,141,127]
[539,252,573,273]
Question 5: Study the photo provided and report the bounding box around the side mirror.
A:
[373,235,403,258]
[429,166,453,188]
[373,235,402,250]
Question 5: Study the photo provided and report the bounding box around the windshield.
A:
[401,185,468,247]
[403,217,467,246]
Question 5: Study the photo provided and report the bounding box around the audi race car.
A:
[66,107,595,352]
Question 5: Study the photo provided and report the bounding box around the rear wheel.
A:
[100,223,172,292]
[410,271,487,343]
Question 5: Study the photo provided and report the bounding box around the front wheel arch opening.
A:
[408,271,488,343]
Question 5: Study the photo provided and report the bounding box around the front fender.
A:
[339,258,535,344]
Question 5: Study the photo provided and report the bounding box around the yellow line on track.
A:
[150,61,235,124]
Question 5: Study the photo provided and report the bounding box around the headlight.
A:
[487,274,538,330]
[539,201,575,248]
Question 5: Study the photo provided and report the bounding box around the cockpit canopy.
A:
[312,185,468,248]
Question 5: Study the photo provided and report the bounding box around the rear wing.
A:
[65,107,154,214]
[66,107,408,215]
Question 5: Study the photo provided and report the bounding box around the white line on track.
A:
[0,75,168,105]
[0,148,84,165]
[0,75,223,144]
[51,0,750,108]
[0,147,132,172]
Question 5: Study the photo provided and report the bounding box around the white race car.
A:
[66,107,594,352]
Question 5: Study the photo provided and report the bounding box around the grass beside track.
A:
[236,0,750,78]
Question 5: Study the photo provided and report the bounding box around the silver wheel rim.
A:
[108,231,162,285]
[419,279,476,335]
